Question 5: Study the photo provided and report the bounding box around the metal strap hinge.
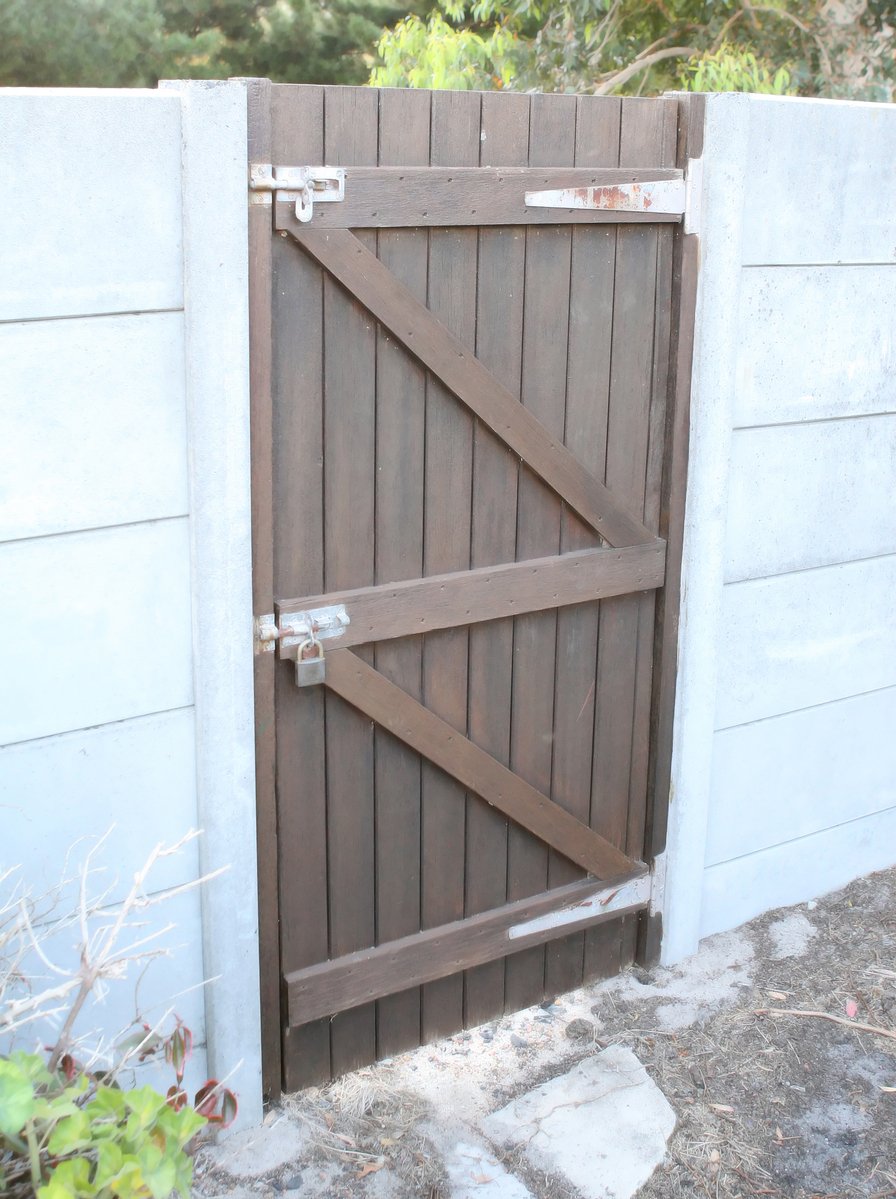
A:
[249,163,345,223]
[254,604,350,653]
[525,177,686,218]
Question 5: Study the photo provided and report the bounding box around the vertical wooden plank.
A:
[245,77,281,1100]
[374,88,430,1059]
[544,95,622,1000]
[322,85,380,1077]
[504,93,578,1013]
[464,90,530,1028]
[421,89,481,1043]
[586,97,668,983]
[269,84,332,1090]
[639,94,705,966]
[625,98,679,864]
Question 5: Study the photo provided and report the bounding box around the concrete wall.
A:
[0,85,261,1124]
[665,94,896,960]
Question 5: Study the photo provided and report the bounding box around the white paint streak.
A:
[507,876,651,940]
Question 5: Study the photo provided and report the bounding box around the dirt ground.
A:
[195,867,896,1199]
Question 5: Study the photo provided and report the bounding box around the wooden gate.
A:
[248,82,702,1095]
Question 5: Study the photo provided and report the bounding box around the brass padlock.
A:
[295,636,326,687]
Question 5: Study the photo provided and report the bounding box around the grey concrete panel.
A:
[0,312,189,541]
[706,687,896,866]
[724,416,896,581]
[0,91,183,320]
[0,519,194,745]
[741,95,896,266]
[735,266,896,426]
[715,555,896,730]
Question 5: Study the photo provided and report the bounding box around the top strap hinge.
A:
[249,163,345,223]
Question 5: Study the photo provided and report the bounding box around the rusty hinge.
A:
[249,163,345,223]
[254,604,350,654]
[525,177,687,218]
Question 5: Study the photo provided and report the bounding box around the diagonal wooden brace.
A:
[279,222,657,549]
[324,649,644,883]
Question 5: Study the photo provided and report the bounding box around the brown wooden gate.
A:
[248,82,702,1096]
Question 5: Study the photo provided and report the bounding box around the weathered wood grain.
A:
[286,875,649,1027]
[273,165,683,228]
[277,543,665,653]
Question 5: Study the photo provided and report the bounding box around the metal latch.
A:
[249,163,345,223]
[255,605,350,653]
[525,178,686,217]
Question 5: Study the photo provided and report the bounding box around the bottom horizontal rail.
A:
[285,873,651,1027]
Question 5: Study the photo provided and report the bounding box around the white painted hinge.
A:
[525,177,686,217]
[249,163,345,223]
[254,604,350,653]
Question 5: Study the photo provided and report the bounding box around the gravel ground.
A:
[194,867,896,1199]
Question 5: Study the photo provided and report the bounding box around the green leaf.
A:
[124,1086,166,1130]
[37,1157,95,1198]
[93,1141,124,1189]
[47,1109,91,1155]
[0,1060,35,1138]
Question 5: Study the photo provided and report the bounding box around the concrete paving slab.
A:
[481,1046,676,1199]
[203,1117,309,1177]
[445,1141,534,1199]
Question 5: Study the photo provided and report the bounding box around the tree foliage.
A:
[0,0,423,88]
[372,0,896,99]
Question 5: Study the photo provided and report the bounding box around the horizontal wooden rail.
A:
[277,541,665,654]
[279,225,656,547]
[285,873,651,1026]
[324,650,643,882]
[275,166,684,228]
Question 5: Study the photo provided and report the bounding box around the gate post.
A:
[160,78,263,1128]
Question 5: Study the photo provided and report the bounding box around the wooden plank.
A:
[245,76,281,1101]
[545,94,622,1000]
[464,89,530,1028]
[278,220,656,549]
[420,88,481,1043]
[373,87,430,1061]
[586,96,670,984]
[277,543,665,653]
[274,165,683,228]
[321,84,379,1078]
[269,82,332,1091]
[285,874,650,1026]
[505,91,578,1012]
[642,96,705,969]
[323,650,644,883]
[626,98,679,869]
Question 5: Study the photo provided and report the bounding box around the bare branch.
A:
[594,45,700,95]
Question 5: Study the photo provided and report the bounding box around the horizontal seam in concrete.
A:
[741,261,896,270]
[713,682,896,735]
[722,548,896,589]
[732,410,896,434]
[0,306,186,327]
[0,703,195,752]
[0,512,190,549]
[705,801,896,870]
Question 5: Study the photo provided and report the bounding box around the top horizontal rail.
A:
[269,166,685,227]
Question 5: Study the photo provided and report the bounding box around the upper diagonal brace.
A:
[278,219,657,548]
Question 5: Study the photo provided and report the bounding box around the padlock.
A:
[295,636,326,687]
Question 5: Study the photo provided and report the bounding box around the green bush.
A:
[0,1051,204,1198]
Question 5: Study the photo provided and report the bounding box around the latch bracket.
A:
[255,605,350,654]
[249,163,346,223]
